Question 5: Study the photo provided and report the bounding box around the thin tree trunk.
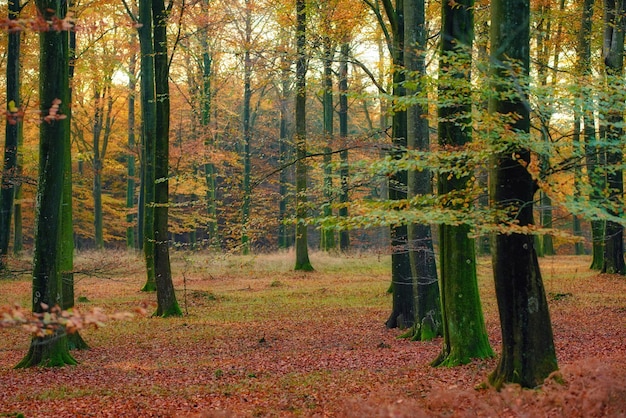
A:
[294,0,313,271]
[241,0,252,255]
[152,0,181,316]
[127,36,137,249]
[0,0,22,268]
[601,0,625,275]
[321,37,335,252]
[338,42,350,252]
[489,0,557,388]
[138,0,156,291]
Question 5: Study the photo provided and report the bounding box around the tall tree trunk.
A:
[241,0,252,255]
[0,0,22,268]
[278,44,293,250]
[601,0,625,275]
[488,0,557,388]
[432,0,492,365]
[127,36,137,249]
[403,0,442,342]
[199,15,218,247]
[338,42,350,252]
[16,0,77,367]
[321,37,336,252]
[294,0,313,271]
[152,0,181,316]
[381,0,415,330]
[577,0,604,269]
[139,0,156,291]
[64,18,87,350]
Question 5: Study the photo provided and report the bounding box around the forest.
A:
[0,0,625,416]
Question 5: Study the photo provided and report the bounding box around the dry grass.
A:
[0,251,624,417]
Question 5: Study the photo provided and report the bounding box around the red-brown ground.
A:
[0,253,624,417]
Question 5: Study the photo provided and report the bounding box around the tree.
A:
[0,0,23,268]
[136,0,157,291]
[601,0,625,275]
[403,0,441,341]
[337,41,350,252]
[294,0,314,271]
[488,0,558,388]
[16,0,77,367]
[152,0,182,316]
[126,35,138,249]
[320,30,336,252]
[432,0,492,365]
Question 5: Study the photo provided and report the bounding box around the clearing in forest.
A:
[0,252,624,417]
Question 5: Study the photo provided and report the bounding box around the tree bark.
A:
[294,0,313,271]
[152,0,181,316]
[17,0,77,367]
[0,0,22,268]
[488,0,557,388]
[403,0,442,342]
[338,42,350,252]
[321,36,336,252]
[601,0,625,275]
[433,0,492,364]
[138,0,156,291]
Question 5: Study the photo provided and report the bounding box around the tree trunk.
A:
[601,0,625,275]
[127,37,137,250]
[403,0,441,342]
[278,44,293,250]
[488,0,557,388]
[0,0,22,268]
[321,37,335,252]
[16,0,77,367]
[381,0,415,330]
[64,22,87,350]
[152,0,181,316]
[338,42,350,252]
[138,0,156,291]
[294,0,313,271]
[433,0,492,364]
[241,0,252,255]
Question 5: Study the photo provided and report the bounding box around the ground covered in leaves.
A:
[1,252,625,417]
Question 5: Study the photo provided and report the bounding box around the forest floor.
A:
[0,251,625,417]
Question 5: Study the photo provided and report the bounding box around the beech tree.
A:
[0,0,22,268]
[16,0,77,367]
[403,0,441,341]
[432,0,492,366]
[293,0,313,271]
[488,0,558,388]
[601,0,625,275]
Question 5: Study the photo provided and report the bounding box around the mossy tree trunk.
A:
[152,0,181,317]
[294,0,313,271]
[488,0,557,388]
[17,0,77,367]
[338,42,350,252]
[601,0,625,275]
[404,0,441,341]
[432,0,492,366]
[138,0,156,291]
[321,36,336,252]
